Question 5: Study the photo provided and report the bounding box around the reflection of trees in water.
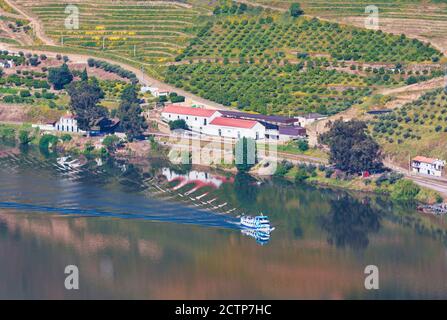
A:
[319,196,382,250]
[118,163,149,192]
[234,173,259,207]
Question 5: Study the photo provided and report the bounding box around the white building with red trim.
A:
[161,105,306,141]
[411,156,445,177]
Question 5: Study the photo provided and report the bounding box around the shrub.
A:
[169,119,188,130]
[0,125,16,141]
[18,130,32,145]
[39,134,59,152]
[60,134,72,142]
[20,90,31,98]
[297,139,309,152]
[391,179,420,201]
[275,160,293,176]
[294,168,309,183]
[325,168,334,178]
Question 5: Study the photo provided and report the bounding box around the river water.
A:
[0,144,446,299]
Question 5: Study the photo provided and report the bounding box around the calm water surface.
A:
[0,145,447,299]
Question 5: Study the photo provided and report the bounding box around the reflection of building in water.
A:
[162,168,234,193]
[241,229,271,246]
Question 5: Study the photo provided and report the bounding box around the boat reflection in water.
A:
[240,215,275,245]
[241,228,272,245]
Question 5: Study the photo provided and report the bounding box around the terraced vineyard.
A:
[370,88,447,165]
[14,0,208,64]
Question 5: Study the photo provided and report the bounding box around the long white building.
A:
[161,105,306,141]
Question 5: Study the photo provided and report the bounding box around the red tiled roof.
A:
[209,117,258,129]
[412,156,438,164]
[162,105,218,117]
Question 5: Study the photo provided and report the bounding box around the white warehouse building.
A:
[161,105,306,141]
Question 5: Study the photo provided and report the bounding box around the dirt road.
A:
[4,0,56,46]
[2,0,225,109]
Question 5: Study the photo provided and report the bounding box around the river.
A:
[0,144,446,299]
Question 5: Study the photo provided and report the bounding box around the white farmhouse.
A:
[412,156,445,177]
[32,115,85,134]
[161,105,221,133]
[55,115,85,133]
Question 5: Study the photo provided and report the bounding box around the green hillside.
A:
[164,7,443,115]
[370,88,447,165]
[178,15,440,63]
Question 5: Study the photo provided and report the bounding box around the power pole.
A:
[134,44,136,57]
[102,37,105,50]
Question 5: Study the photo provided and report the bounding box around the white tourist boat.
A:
[240,214,274,232]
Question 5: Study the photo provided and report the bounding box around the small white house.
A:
[141,86,170,98]
[412,156,445,177]
[55,115,85,133]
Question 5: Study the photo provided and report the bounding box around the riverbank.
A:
[271,160,444,205]
[1,121,444,205]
